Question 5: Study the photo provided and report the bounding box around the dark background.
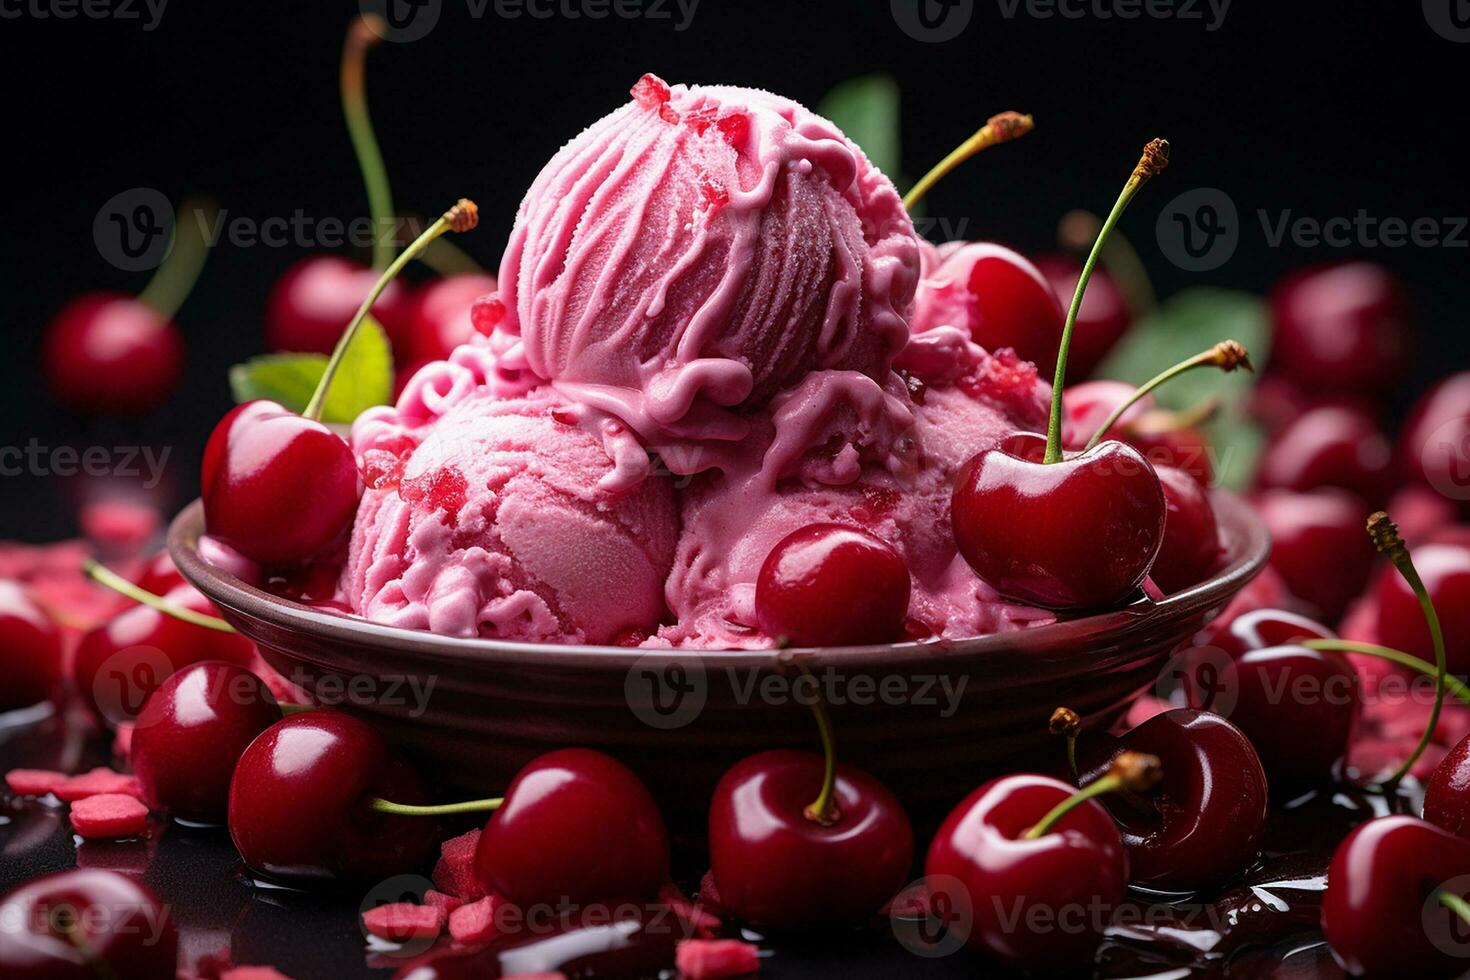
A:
[3,0,1467,542]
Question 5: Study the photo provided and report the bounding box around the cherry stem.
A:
[342,15,395,272]
[418,235,487,277]
[802,676,842,827]
[1044,139,1170,465]
[81,558,237,634]
[303,199,479,421]
[1022,750,1161,839]
[279,702,315,716]
[1058,208,1157,316]
[1302,639,1470,706]
[1083,341,1252,452]
[1370,512,1448,789]
[1049,706,1081,781]
[136,196,215,321]
[369,796,503,817]
[1440,891,1470,926]
[902,111,1034,212]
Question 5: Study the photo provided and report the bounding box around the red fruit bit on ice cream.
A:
[698,175,729,213]
[433,828,487,900]
[362,434,419,491]
[70,793,149,838]
[631,73,671,107]
[958,347,1042,421]
[717,113,749,147]
[5,768,68,797]
[851,486,900,525]
[362,902,444,942]
[399,467,468,522]
[551,407,581,427]
[471,294,506,337]
[675,939,761,979]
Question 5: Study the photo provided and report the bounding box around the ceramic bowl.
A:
[170,491,1268,833]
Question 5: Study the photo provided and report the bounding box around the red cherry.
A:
[708,749,913,929]
[132,550,185,595]
[72,584,256,726]
[1031,252,1131,381]
[264,255,411,355]
[0,582,62,712]
[1082,708,1268,890]
[1322,816,1470,979]
[131,661,283,822]
[1269,261,1409,398]
[925,772,1128,972]
[0,869,178,979]
[1254,489,1377,622]
[1128,425,1215,486]
[1426,732,1470,839]
[1398,372,1470,513]
[1256,404,1394,502]
[952,433,1166,609]
[201,400,361,567]
[475,748,670,907]
[1371,543,1470,675]
[1185,645,1359,797]
[405,273,497,362]
[228,711,437,882]
[912,243,1065,374]
[1150,464,1221,594]
[41,293,183,414]
[1199,606,1334,660]
[754,524,911,646]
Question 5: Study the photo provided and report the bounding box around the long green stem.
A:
[1083,341,1251,451]
[303,199,478,421]
[1023,774,1122,839]
[342,15,395,271]
[137,197,215,319]
[1303,639,1470,706]
[1050,706,1081,782]
[803,689,841,826]
[1370,514,1448,789]
[1044,140,1169,464]
[369,797,502,817]
[1058,208,1158,316]
[1022,750,1160,839]
[902,111,1034,212]
[82,559,237,633]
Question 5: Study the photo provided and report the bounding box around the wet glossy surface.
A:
[0,702,1434,978]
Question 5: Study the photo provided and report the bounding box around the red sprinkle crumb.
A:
[54,767,143,803]
[423,889,463,914]
[5,768,69,797]
[432,829,487,901]
[362,902,444,943]
[676,939,760,979]
[470,294,506,337]
[448,895,504,944]
[70,793,149,839]
[630,73,672,107]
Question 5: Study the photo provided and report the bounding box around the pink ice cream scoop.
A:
[342,379,677,645]
[487,73,920,457]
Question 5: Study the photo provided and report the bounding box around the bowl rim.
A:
[169,489,1269,672]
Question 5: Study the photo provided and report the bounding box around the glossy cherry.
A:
[71,584,255,725]
[925,771,1128,972]
[952,432,1165,609]
[755,524,911,646]
[1200,606,1334,660]
[406,273,498,362]
[911,242,1065,375]
[264,255,411,355]
[1322,816,1470,979]
[0,582,62,712]
[1269,261,1409,399]
[201,400,361,567]
[1150,464,1221,594]
[1256,404,1393,503]
[228,711,437,882]
[132,550,185,595]
[1031,252,1131,381]
[1371,542,1470,675]
[708,749,913,929]
[0,869,178,979]
[41,293,183,414]
[1185,645,1359,797]
[1399,372,1470,514]
[1081,708,1268,891]
[476,748,670,907]
[1426,732,1470,839]
[131,661,283,822]
[1254,489,1376,622]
